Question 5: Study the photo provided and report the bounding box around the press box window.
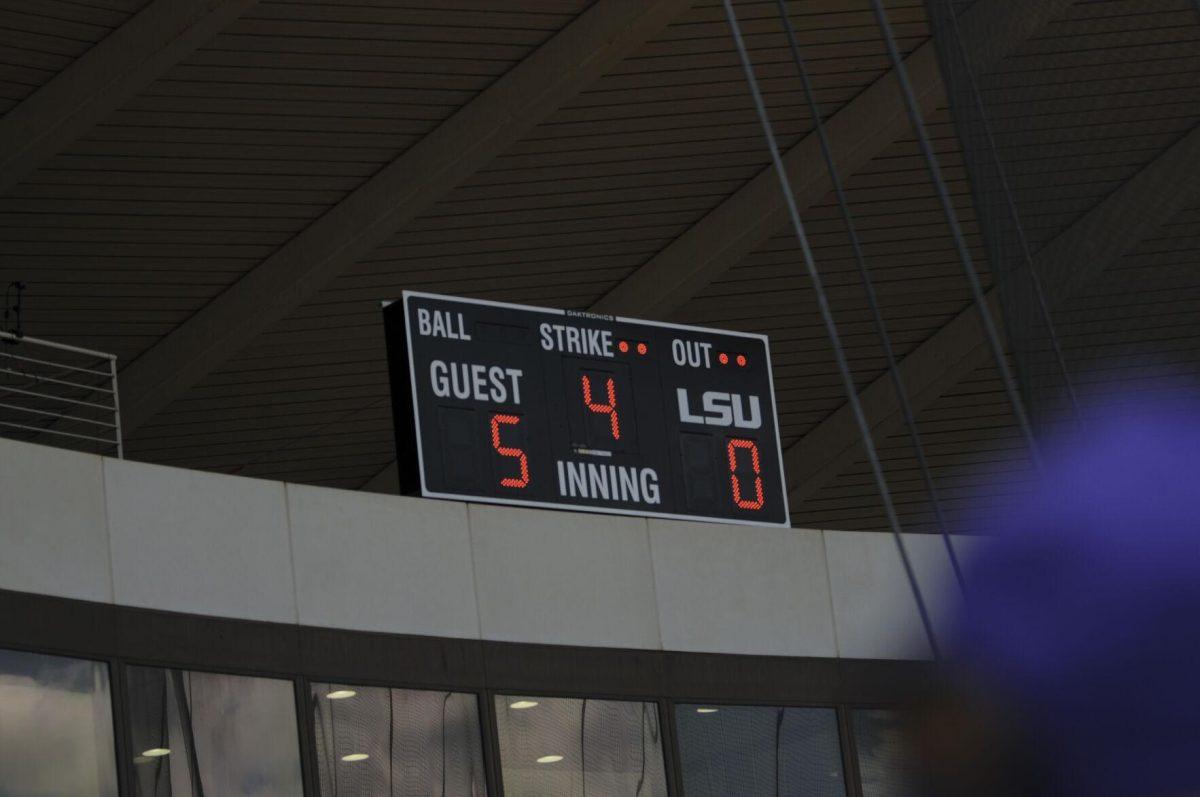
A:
[676,704,845,797]
[0,647,118,797]
[311,682,487,795]
[124,666,304,796]
[495,695,667,797]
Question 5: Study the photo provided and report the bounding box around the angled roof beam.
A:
[590,0,1073,318]
[0,0,258,195]
[786,120,1200,505]
[118,0,693,435]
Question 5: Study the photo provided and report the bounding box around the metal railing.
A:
[0,331,122,458]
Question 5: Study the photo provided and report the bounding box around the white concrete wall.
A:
[0,437,975,660]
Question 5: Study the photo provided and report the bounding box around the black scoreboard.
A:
[384,291,790,527]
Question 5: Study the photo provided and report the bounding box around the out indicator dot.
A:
[736,354,747,367]
[637,342,648,355]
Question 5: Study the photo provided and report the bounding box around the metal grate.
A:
[0,331,122,458]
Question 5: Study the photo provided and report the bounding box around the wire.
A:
[580,698,588,797]
[722,0,941,659]
[329,693,339,796]
[773,0,967,592]
[155,671,169,794]
[940,0,1083,430]
[774,708,784,797]
[442,692,452,797]
[388,690,395,797]
[868,0,1044,475]
[635,703,647,795]
[170,670,206,797]
[311,694,331,796]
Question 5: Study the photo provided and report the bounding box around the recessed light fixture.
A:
[509,700,539,710]
[696,708,719,714]
[141,748,171,757]
[536,755,564,764]
[326,690,357,700]
[341,753,370,762]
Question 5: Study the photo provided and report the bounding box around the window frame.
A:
[0,588,931,797]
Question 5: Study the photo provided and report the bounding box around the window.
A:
[124,666,303,796]
[311,682,486,795]
[495,695,667,796]
[0,647,118,797]
[675,704,845,797]
[852,709,917,797]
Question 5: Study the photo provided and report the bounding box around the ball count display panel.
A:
[385,291,790,527]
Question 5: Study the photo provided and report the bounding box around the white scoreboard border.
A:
[397,290,793,529]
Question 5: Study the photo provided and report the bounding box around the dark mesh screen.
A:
[495,695,667,796]
[853,709,917,797]
[928,0,1200,430]
[676,704,845,796]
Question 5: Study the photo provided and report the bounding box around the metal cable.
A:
[941,0,1084,429]
[722,0,941,659]
[441,691,451,796]
[774,0,966,592]
[868,0,1044,474]
[774,707,784,796]
[635,702,647,795]
[580,698,588,797]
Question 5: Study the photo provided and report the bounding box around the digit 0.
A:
[490,414,530,488]
[580,375,620,440]
[726,438,764,510]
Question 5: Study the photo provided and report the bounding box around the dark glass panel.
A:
[853,709,917,797]
[496,695,667,796]
[311,682,486,796]
[676,704,845,797]
[0,647,118,797]
[125,666,303,796]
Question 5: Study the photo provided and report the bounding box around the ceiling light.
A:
[509,700,539,710]
[696,708,719,714]
[326,690,357,700]
[141,748,171,757]
[536,755,564,764]
[341,753,370,762]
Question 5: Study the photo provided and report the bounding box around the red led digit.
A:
[580,375,620,440]
[490,414,530,489]
[727,438,765,510]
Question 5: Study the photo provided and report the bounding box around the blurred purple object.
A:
[953,403,1200,796]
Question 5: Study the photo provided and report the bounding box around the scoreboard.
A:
[384,291,790,527]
